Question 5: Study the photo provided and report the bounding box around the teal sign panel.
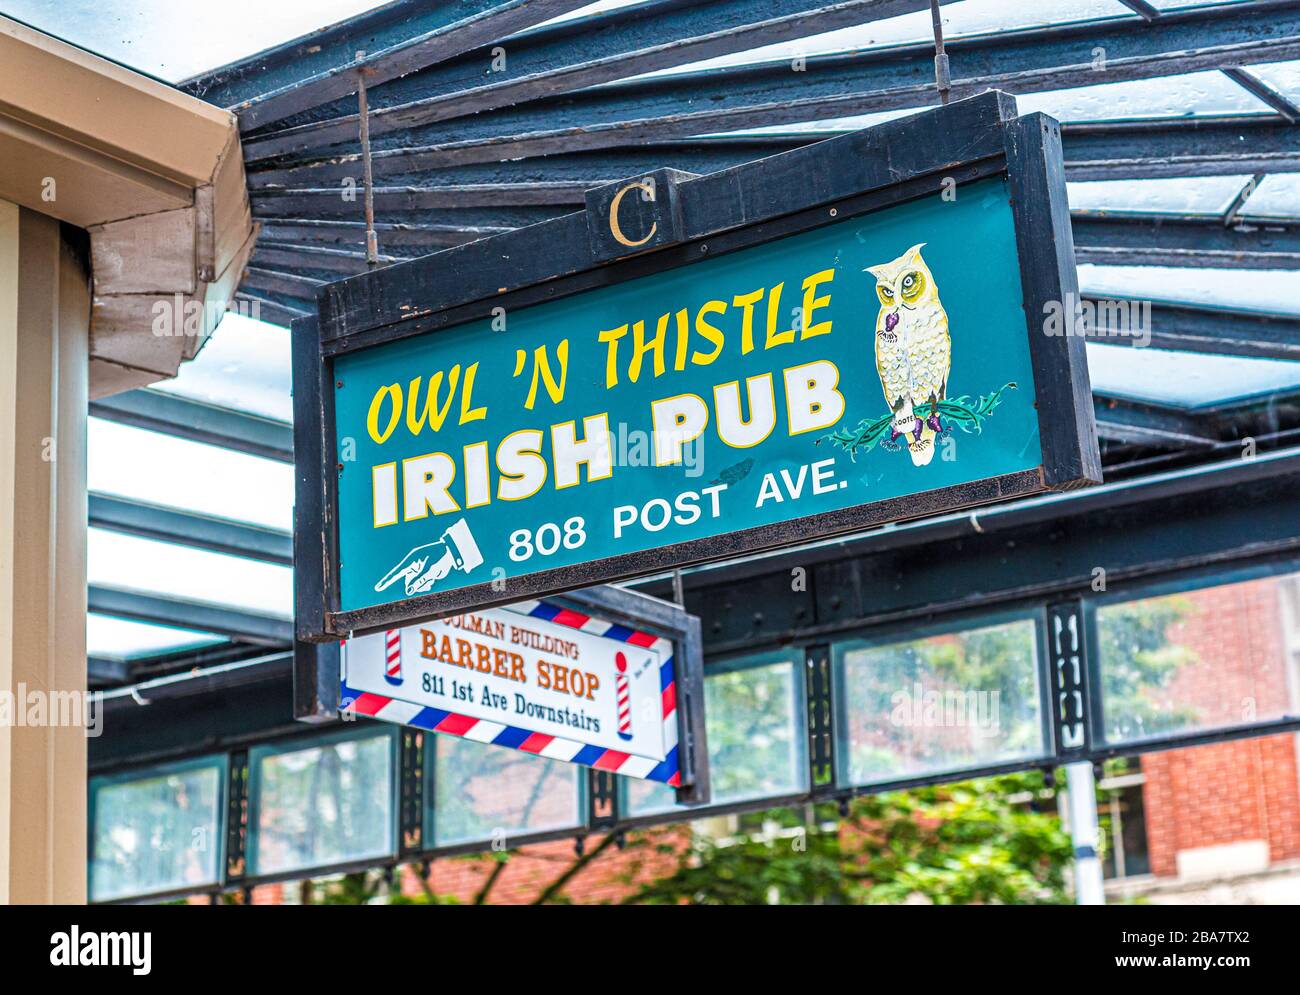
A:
[332,176,1043,615]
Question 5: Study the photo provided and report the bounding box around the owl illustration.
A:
[864,243,951,467]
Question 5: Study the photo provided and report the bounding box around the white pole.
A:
[1065,761,1106,905]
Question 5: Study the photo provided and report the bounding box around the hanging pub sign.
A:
[293,90,1100,639]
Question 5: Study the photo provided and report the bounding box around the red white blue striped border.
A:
[341,600,681,786]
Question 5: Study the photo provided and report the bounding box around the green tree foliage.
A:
[624,773,1071,905]
[1095,596,1198,739]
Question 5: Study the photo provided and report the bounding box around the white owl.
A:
[864,243,952,467]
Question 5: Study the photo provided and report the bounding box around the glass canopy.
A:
[1088,344,1300,409]
[0,0,392,81]
[87,614,226,661]
[59,0,1300,669]
[151,313,291,423]
[89,418,293,531]
[88,528,293,618]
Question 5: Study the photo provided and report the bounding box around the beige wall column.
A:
[0,17,251,907]
[0,200,90,904]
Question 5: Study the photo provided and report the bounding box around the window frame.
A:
[830,604,1054,793]
[617,646,810,822]
[1083,553,1300,753]
[88,753,229,904]
[422,734,589,851]
[245,723,400,880]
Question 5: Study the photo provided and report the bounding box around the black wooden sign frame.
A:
[293,90,1100,641]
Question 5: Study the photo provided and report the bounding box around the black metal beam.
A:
[90,657,300,772]
[89,390,294,463]
[241,265,325,302]
[1061,114,1300,181]
[233,290,309,329]
[185,0,594,129]
[1116,0,1160,21]
[1221,67,1300,123]
[1102,426,1300,480]
[253,242,408,276]
[1093,394,1219,450]
[250,182,589,218]
[1081,296,1300,361]
[248,116,1300,191]
[246,135,822,189]
[245,0,955,155]
[88,586,293,646]
[99,652,295,710]
[243,1,1300,165]
[88,656,130,685]
[257,218,509,253]
[1222,172,1264,227]
[1072,212,1300,269]
[89,493,293,565]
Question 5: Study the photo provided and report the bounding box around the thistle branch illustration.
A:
[818,382,1018,461]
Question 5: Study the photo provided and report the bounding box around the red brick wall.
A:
[1141,734,1300,877]
[1138,577,1300,877]
[401,827,687,904]
[190,834,684,904]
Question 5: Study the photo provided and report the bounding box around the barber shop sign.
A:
[341,600,684,785]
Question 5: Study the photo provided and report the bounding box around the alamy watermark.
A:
[1043,293,1151,348]
[152,295,261,337]
[50,927,150,975]
[0,684,103,736]
[890,682,1001,738]
[610,418,704,477]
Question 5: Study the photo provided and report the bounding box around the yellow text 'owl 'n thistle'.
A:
[361,267,848,527]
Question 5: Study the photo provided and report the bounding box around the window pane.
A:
[624,653,806,816]
[87,613,224,660]
[152,314,292,422]
[1096,573,1300,745]
[90,761,223,901]
[1251,59,1300,105]
[88,528,293,617]
[1085,344,1300,411]
[1239,175,1300,222]
[1080,265,1300,316]
[653,0,1137,79]
[1068,175,1250,217]
[89,418,293,531]
[431,737,583,846]
[836,617,1046,786]
[250,733,394,876]
[1019,71,1270,123]
[1101,780,1151,880]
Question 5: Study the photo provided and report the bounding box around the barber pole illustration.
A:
[615,651,633,741]
[383,629,403,686]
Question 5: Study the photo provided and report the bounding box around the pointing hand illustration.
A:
[376,539,455,596]
[374,519,484,597]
